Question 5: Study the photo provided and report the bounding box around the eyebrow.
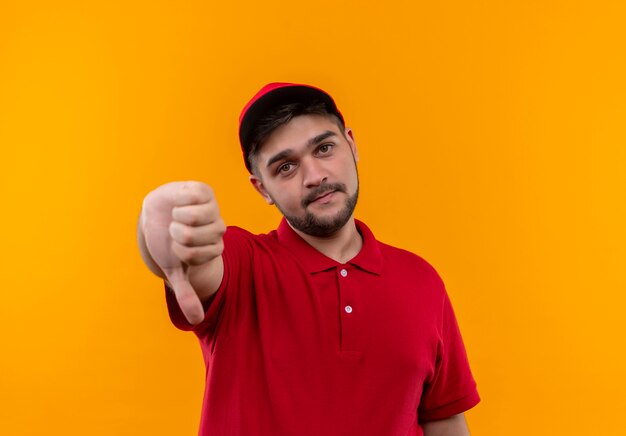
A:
[265,130,338,169]
[307,130,337,147]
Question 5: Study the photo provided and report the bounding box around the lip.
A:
[311,190,336,204]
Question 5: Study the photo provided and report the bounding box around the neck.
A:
[289,217,363,264]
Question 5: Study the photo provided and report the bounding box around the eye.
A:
[317,143,334,154]
[277,162,294,174]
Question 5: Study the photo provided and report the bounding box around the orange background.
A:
[1,1,625,435]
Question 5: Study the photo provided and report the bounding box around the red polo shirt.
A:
[166,219,479,436]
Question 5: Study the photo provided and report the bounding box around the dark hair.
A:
[247,100,345,174]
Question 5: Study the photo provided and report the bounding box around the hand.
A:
[141,181,225,325]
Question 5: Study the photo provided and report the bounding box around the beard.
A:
[274,182,359,237]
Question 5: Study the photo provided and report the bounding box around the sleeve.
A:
[418,289,480,422]
[164,226,254,338]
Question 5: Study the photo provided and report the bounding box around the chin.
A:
[277,188,359,237]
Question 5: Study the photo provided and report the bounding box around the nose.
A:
[301,157,327,188]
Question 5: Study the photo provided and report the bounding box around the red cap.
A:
[238,82,344,173]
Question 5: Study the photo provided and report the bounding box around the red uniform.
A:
[166,218,479,436]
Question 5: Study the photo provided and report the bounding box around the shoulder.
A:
[221,225,281,259]
[375,239,449,303]
[223,225,278,244]
[380,241,442,278]
[357,219,445,286]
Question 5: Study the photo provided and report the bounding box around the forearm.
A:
[185,255,223,302]
[422,413,470,436]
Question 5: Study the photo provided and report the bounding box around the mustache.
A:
[302,182,347,207]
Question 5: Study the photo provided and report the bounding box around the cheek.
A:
[342,162,359,183]
[268,184,302,209]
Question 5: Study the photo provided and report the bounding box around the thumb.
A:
[164,267,205,326]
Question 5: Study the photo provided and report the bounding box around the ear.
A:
[249,174,274,205]
[344,127,359,163]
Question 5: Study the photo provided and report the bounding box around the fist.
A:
[141,181,226,325]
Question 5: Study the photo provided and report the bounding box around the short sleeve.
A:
[165,226,254,337]
[418,291,480,421]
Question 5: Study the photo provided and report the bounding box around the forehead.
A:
[257,114,341,156]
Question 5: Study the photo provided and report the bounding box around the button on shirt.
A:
[166,218,479,436]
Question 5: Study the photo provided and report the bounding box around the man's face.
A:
[249,114,359,237]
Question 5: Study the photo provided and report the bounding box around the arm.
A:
[423,413,470,436]
[138,181,226,325]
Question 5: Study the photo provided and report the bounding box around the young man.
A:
[138,83,480,435]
